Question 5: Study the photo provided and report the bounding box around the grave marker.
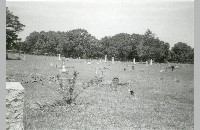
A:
[61,57,66,72]
[146,61,148,66]
[112,57,114,64]
[105,55,107,62]
[58,54,61,60]
[111,77,119,91]
[23,55,25,60]
[150,59,153,65]
[95,68,98,75]
[133,58,136,64]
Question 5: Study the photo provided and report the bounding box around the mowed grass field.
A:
[6,54,194,130]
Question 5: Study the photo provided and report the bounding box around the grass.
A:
[6,54,194,130]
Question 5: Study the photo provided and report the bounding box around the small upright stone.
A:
[111,77,119,91]
[61,57,66,72]
[150,59,153,65]
[58,54,61,60]
[133,58,136,64]
[95,68,98,75]
[23,55,25,60]
[146,61,148,66]
[104,55,107,62]
[112,57,114,64]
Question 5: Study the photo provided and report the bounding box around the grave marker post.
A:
[150,59,153,65]
[146,61,148,66]
[105,55,107,62]
[23,52,25,60]
[61,57,66,72]
[133,58,136,64]
[95,68,98,75]
[112,57,114,64]
[58,54,61,60]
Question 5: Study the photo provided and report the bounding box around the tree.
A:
[137,29,155,61]
[6,7,25,50]
[21,31,40,53]
[171,42,193,63]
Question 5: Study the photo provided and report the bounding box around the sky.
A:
[6,0,194,48]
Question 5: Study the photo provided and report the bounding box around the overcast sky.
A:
[6,0,194,48]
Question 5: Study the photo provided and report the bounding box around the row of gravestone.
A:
[6,54,138,130]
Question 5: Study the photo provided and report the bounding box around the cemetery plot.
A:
[6,54,194,130]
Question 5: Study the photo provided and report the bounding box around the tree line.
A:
[6,7,194,64]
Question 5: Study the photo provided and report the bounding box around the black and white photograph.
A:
[5,0,194,129]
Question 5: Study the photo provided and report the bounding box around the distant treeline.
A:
[16,29,194,63]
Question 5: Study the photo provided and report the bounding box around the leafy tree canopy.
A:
[6,7,25,50]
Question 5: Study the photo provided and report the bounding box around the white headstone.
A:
[58,54,61,60]
[61,58,66,72]
[105,55,107,62]
[87,61,91,64]
[133,58,136,64]
[112,57,114,64]
[50,63,53,67]
[150,59,153,65]
[99,59,102,63]
[62,65,66,72]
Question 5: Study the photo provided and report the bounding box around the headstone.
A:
[61,57,66,72]
[105,55,107,62]
[87,61,91,64]
[171,66,175,71]
[6,82,24,130]
[133,58,136,64]
[146,61,148,66]
[112,57,114,64]
[50,63,53,67]
[95,68,98,75]
[58,54,61,60]
[150,59,153,65]
[111,77,119,91]
[23,55,25,60]
[99,59,102,63]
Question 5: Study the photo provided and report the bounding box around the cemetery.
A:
[5,2,194,129]
[6,53,194,129]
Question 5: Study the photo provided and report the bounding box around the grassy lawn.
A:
[6,54,194,130]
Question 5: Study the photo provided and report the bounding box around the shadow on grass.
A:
[6,57,22,60]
